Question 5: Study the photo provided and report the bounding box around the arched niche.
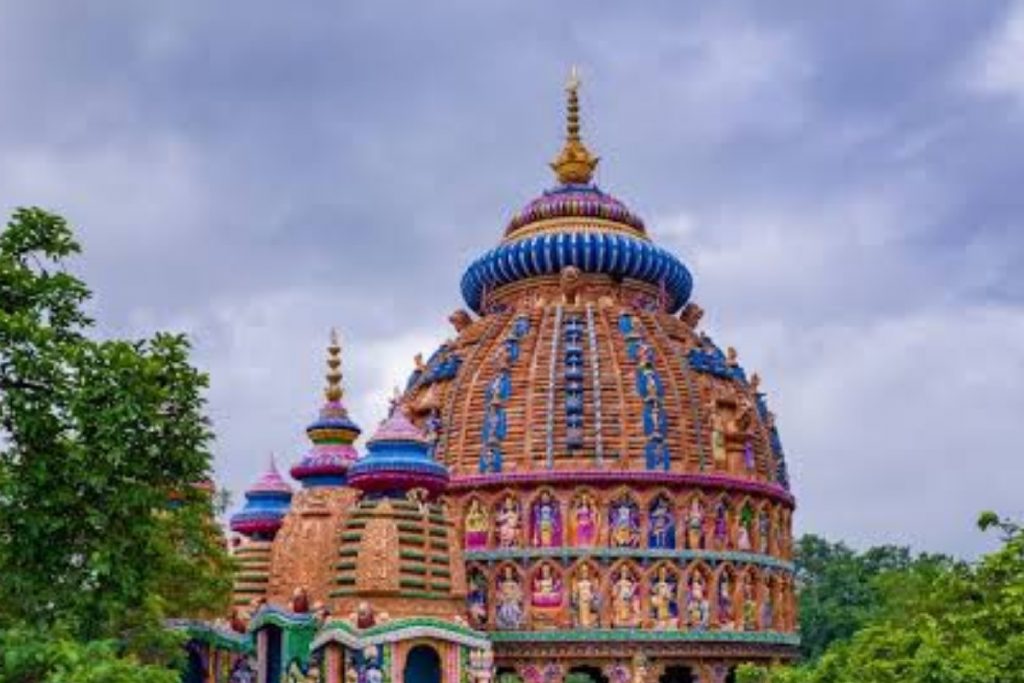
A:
[403,644,442,683]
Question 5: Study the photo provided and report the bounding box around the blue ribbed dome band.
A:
[460,232,693,314]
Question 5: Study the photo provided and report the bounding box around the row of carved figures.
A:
[467,560,796,633]
[460,490,793,558]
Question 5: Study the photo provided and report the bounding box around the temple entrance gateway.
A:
[659,665,696,683]
[404,644,442,683]
[566,665,609,683]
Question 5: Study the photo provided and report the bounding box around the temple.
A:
[176,72,798,683]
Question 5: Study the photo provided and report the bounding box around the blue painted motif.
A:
[686,335,746,381]
[618,315,672,471]
[563,314,586,450]
[479,314,531,473]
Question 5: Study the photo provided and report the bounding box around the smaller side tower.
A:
[265,331,362,607]
[228,457,293,611]
[314,405,490,683]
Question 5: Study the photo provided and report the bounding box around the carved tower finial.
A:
[324,328,344,403]
[550,66,600,184]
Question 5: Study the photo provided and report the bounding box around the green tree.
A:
[0,208,232,671]
[740,513,1024,683]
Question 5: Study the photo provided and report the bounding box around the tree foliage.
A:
[794,534,956,660]
[0,208,232,677]
[740,513,1024,683]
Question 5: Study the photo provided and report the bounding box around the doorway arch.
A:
[659,665,695,683]
[566,665,609,683]
[404,644,442,683]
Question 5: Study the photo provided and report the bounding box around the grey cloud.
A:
[0,0,1021,557]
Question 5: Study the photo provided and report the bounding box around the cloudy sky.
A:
[2,1,1022,557]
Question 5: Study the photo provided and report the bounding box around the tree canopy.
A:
[740,514,1024,683]
[0,208,232,680]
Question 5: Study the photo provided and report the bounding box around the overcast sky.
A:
[2,1,1022,557]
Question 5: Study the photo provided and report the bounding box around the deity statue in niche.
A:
[467,568,488,628]
[648,496,676,549]
[761,574,775,629]
[758,508,771,554]
[531,491,563,548]
[531,563,563,609]
[570,492,599,547]
[571,564,600,628]
[707,393,728,467]
[686,498,706,550]
[717,573,735,630]
[495,566,524,630]
[423,408,442,456]
[736,503,754,552]
[611,566,642,628]
[495,495,521,549]
[713,500,730,550]
[609,496,640,548]
[464,499,489,550]
[650,565,679,629]
[687,572,711,630]
[741,573,758,631]
[644,396,666,438]
[774,510,787,555]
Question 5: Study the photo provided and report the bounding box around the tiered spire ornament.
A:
[290,329,362,487]
[348,403,450,500]
[230,455,294,539]
[550,66,600,185]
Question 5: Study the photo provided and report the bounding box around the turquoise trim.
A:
[465,548,795,571]
[167,620,253,653]
[488,629,800,646]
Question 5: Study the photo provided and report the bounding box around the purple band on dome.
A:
[447,470,796,507]
[505,184,646,235]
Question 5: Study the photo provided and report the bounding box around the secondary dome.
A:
[504,183,646,238]
[348,406,450,499]
[290,330,361,486]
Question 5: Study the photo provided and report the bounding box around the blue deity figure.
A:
[495,566,525,630]
[467,569,488,628]
[645,437,670,471]
[648,496,676,548]
[479,444,503,474]
[609,496,640,548]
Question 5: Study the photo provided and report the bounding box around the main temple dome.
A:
[396,71,797,675]
[203,71,798,683]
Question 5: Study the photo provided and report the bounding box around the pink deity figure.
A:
[687,498,706,550]
[464,499,489,550]
[571,492,598,547]
[736,504,753,552]
[531,491,562,548]
[495,496,521,549]
[531,563,563,609]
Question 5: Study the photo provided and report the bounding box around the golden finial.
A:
[550,65,599,185]
[325,328,343,403]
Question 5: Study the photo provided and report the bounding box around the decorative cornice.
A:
[312,617,491,651]
[488,629,800,646]
[464,548,795,572]
[448,470,796,507]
